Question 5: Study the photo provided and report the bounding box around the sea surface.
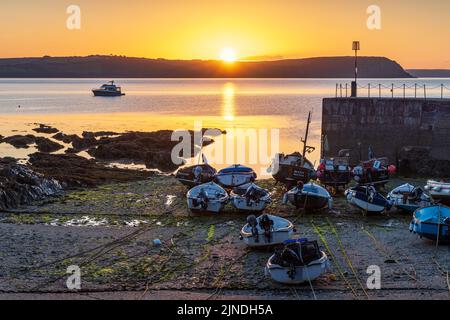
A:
[0,78,449,176]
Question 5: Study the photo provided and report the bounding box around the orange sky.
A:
[0,0,449,69]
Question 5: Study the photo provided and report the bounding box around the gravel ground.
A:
[0,176,449,300]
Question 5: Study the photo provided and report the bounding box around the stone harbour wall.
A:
[321,98,450,177]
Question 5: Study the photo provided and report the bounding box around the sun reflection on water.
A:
[222,82,235,121]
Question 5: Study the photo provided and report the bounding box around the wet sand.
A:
[0,176,448,300]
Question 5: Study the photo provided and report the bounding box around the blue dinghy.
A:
[409,205,450,243]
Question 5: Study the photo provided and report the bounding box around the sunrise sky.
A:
[0,0,449,69]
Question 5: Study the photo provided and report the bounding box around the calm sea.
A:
[0,78,449,175]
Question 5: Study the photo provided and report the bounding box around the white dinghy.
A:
[240,214,294,247]
[425,180,450,205]
[231,183,272,212]
[187,182,229,213]
[265,239,329,284]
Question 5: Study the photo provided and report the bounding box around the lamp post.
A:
[351,41,360,97]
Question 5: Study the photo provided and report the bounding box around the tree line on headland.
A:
[0,55,414,78]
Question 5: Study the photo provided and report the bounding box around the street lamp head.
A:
[352,41,360,51]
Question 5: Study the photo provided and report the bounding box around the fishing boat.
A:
[424,180,450,205]
[387,183,431,213]
[409,205,450,243]
[283,182,333,211]
[269,111,316,188]
[186,182,229,213]
[265,238,329,284]
[317,157,352,193]
[345,185,392,214]
[92,81,125,96]
[240,214,294,247]
[352,148,395,187]
[175,164,217,187]
[214,164,257,188]
[230,183,272,212]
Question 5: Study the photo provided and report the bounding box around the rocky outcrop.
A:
[32,124,59,134]
[398,146,450,178]
[87,130,213,172]
[28,153,151,188]
[0,158,62,210]
[1,135,64,153]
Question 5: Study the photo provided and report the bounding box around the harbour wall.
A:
[321,98,450,176]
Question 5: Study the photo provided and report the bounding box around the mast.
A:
[301,111,312,166]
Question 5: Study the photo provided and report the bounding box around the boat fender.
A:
[328,198,333,210]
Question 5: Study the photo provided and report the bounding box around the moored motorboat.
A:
[186,182,229,213]
[265,238,329,284]
[345,185,391,213]
[92,81,125,96]
[175,164,217,187]
[283,182,333,211]
[230,183,271,212]
[387,183,431,213]
[425,180,450,205]
[240,214,294,247]
[409,205,450,243]
[214,164,256,188]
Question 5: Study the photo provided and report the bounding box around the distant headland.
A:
[0,55,413,78]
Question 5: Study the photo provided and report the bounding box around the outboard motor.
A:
[247,215,259,243]
[259,214,274,243]
[198,189,209,210]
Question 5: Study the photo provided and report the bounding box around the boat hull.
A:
[175,164,217,187]
[187,198,227,213]
[215,173,255,188]
[265,252,329,284]
[285,183,333,211]
[231,196,271,212]
[345,187,390,213]
[92,90,125,97]
[241,215,294,247]
[409,205,450,243]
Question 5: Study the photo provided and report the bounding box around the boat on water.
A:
[240,214,294,247]
[92,81,125,96]
[186,182,229,213]
[230,183,272,212]
[214,164,257,188]
[345,185,392,214]
[265,238,329,284]
[409,205,450,243]
[269,111,316,188]
[387,183,431,213]
[424,180,450,205]
[175,164,217,188]
[283,182,333,211]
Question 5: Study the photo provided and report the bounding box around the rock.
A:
[87,130,213,172]
[28,153,151,188]
[52,132,78,144]
[0,158,62,210]
[398,146,450,178]
[1,135,35,148]
[1,135,63,153]
[34,137,64,153]
[32,124,59,134]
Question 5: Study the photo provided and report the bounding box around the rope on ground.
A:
[326,218,370,300]
[311,220,360,300]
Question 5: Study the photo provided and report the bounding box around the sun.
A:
[220,47,237,63]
